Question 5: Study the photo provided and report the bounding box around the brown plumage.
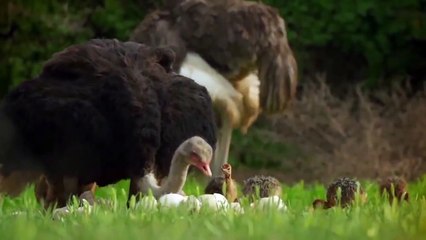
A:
[0,171,42,197]
[379,176,409,203]
[313,177,367,209]
[204,163,238,202]
[242,175,282,202]
[131,0,298,176]
[0,39,217,208]
[34,175,97,208]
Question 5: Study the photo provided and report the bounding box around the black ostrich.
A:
[0,39,217,208]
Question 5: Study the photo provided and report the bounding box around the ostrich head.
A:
[221,163,232,179]
[178,136,213,177]
[312,199,327,209]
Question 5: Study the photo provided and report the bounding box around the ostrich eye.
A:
[190,150,199,158]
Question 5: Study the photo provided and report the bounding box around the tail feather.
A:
[0,110,42,197]
[258,46,297,114]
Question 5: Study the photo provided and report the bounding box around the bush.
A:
[2,0,426,96]
[0,0,146,97]
[265,0,426,89]
[237,77,426,183]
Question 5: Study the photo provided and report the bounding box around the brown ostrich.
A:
[379,176,409,203]
[313,177,367,209]
[131,0,298,176]
[204,163,238,202]
[242,175,282,202]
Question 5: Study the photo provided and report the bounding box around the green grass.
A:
[1,176,426,240]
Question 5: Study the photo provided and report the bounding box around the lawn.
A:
[0,176,425,240]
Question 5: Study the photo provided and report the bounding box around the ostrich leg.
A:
[212,114,233,177]
[178,52,242,177]
[128,176,143,203]
[128,146,157,206]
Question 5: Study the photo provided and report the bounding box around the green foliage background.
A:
[1,0,425,96]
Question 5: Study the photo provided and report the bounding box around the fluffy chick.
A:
[379,176,409,203]
[242,175,282,202]
[313,177,367,209]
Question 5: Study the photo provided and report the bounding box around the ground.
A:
[0,175,425,240]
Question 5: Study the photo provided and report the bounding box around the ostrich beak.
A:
[195,162,212,177]
[190,152,212,177]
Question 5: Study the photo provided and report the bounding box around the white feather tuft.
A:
[179,52,243,126]
[180,52,241,102]
[140,172,161,197]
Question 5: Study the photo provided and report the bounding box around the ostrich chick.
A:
[313,177,367,209]
[242,175,282,202]
[222,163,238,203]
[204,163,238,202]
[379,176,409,203]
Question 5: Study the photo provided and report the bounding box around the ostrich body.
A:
[242,175,282,201]
[379,176,409,203]
[131,0,298,176]
[313,177,367,209]
[0,39,217,208]
[140,136,213,199]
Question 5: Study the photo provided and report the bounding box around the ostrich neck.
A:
[141,151,190,199]
[161,154,190,194]
[225,178,231,195]
[225,177,232,185]
[224,176,237,202]
[225,175,232,191]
